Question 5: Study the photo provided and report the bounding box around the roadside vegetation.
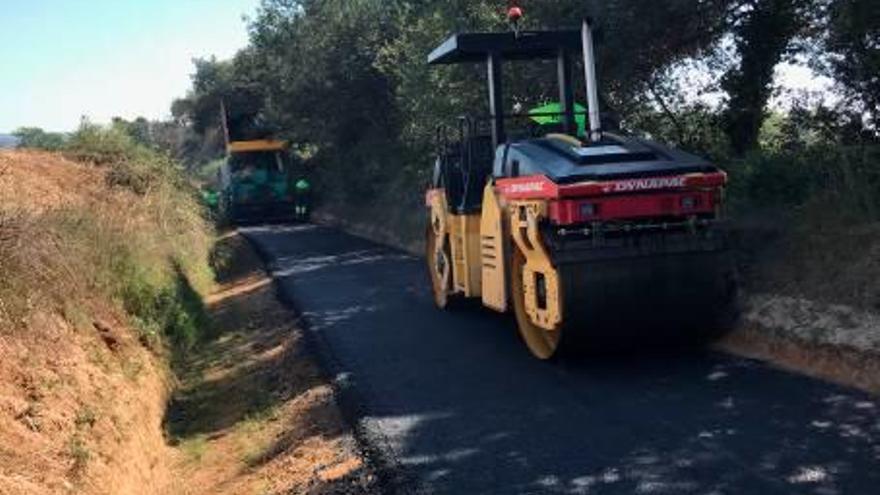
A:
[1,121,214,353]
[1,122,375,493]
[0,123,215,494]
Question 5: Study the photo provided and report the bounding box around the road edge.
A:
[717,324,880,395]
[239,227,420,495]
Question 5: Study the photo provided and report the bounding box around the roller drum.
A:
[558,249,737,354]
[515,229,738,358]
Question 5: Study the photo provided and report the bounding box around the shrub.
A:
[65,122,139,165]
[12,127,66,151]
[727,145,880,223]
[0,124,215,355]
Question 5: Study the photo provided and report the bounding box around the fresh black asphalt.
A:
[242,224,880,495]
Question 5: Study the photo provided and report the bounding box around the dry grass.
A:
[0,148,214,494]
[1,148,370,494]
[0,151,103,326]
[167,234,377,495]
[0,149,214,344]
[0,308,179,495]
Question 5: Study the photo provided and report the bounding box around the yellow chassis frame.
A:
[429,186,562,330]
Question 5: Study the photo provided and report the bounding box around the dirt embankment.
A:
[0,307,175,494]
[0,151,179,494]
[1,150,374,494]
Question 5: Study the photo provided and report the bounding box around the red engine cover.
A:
[496,172,726,225]
[548,190,718,224]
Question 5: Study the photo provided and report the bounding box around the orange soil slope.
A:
[0,150,178,495]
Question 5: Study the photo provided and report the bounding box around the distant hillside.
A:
[0,134,18,148]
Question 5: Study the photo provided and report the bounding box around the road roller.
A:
[425,13,737,359]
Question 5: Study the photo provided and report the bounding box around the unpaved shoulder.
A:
[168,232,379,495]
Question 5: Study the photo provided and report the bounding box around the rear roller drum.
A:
[426,221,458,309]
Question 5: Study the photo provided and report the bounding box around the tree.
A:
[12,127,66,151]
[721,0,819,155]
[247,0,404,199]
[822,0,880,132]
[112,117,152,147]
[171,53,273,157]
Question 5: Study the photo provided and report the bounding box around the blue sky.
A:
[0,0,260,132]
[1,1,832,134]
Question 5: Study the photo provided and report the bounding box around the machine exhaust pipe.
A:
[581,20,602,142]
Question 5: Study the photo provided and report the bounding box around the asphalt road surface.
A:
[243,224,880,495]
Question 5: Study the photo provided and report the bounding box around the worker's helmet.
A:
[507,2,524,35]
[507,6,523,23]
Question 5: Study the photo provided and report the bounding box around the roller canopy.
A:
[227,139,288,154]
[428,30,582,65]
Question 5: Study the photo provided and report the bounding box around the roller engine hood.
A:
[494,135,719,184]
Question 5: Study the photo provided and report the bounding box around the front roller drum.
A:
[511,247,738,360]
[559,250,738,347]
[510,247,564,359]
